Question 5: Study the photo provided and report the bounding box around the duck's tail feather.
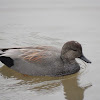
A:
[0,50,4,55]
[0,56,14,67]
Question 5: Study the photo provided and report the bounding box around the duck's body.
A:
[0,41,91,76]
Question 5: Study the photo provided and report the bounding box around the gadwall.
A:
[0,41,91,76]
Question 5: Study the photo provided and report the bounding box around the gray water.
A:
[0,0,100,100]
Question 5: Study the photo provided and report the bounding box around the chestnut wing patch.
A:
[21,50,47,62]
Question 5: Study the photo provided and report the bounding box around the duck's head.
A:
[61,41,91,63]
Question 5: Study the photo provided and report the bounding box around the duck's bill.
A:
[79,54,91,63]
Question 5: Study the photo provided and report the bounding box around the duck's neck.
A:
[60,56,80,75]
[60,54,75,64]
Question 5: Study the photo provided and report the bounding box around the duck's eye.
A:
[72,49,77,51]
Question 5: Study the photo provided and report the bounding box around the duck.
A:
[0,41,91,76]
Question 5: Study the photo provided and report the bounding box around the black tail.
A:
[0,56,14,67]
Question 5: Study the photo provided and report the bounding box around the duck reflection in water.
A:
[0,66,91,100]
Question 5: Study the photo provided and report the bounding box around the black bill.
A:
[79,54,91,63]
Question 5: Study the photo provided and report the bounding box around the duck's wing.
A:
[20,46,59,63]
[0,46,59,67]
[19,49,49,63]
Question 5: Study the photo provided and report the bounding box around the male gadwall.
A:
[0,41,91,76]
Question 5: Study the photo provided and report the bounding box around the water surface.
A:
[0,0,100,100]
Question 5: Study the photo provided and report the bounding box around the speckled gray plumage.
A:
[0,41,91,76]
